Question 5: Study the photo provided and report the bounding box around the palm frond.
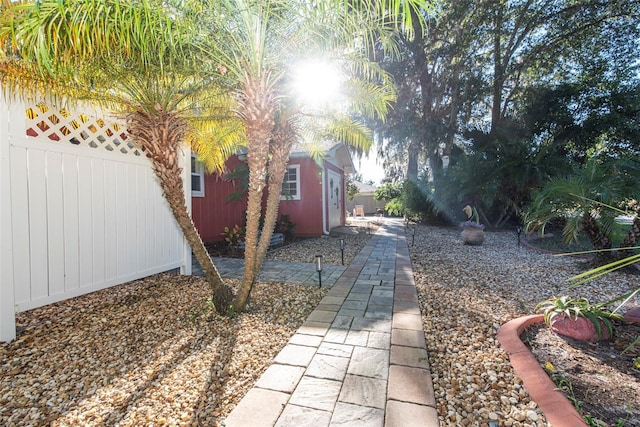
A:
[321,116,374,153]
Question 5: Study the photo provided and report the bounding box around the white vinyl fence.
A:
[1,96,191,342]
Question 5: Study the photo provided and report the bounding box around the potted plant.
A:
[460,205,485,245]
[536,296,624,342]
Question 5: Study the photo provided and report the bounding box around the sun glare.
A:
[291,59,344,108]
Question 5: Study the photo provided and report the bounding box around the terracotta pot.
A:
[550,314,611,342]
[461,227,484,246]
[624,306,640,323]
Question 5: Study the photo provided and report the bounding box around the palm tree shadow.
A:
[95,316,240,427]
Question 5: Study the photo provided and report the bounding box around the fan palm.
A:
[523,158,640,262]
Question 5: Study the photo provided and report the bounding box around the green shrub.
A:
[221,224,245,247]
[275,214,296,240]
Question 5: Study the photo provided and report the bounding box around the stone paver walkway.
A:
[193,256,347,287]
[223,219,439,426]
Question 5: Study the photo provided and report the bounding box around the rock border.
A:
[497,314,587,427]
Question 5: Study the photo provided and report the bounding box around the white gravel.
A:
[410,225,639,426]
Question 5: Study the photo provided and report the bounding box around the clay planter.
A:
[624,306,640,323]
[461,227,484,246]
[550,314,611,342]
[497,315,588,427]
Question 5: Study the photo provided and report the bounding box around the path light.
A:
[412,227,416,246]
[516,226,523,246]
[340,239,345,265]
[315,254,323,287]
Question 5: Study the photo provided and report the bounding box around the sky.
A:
[354,144,385,185]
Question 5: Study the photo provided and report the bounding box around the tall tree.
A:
[375,0,640,226]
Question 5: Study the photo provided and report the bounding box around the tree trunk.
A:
[491,3,504,135]
[407,6,433,183]
[252,116,297,278]
[407,140,420,182]
[127,108,233,314]
[580,213,614,265]
[617,208,640,259]
[233,75,276,312]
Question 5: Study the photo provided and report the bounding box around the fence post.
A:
[180,144,193,276]
[0,94,17,343]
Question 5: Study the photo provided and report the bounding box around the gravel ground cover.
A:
[0,276,326,426]
[409,225,639,426]
[3,223,637,427]
[0,231,371,427]
[266,233,372,265]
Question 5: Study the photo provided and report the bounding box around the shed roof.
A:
[290,141,355,174]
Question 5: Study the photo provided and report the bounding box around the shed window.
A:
[281,165,301,200]
[191,154,205,197]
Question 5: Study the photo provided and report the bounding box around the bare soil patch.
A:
[522,321,640,426]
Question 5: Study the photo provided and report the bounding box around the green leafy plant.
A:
[186,298,218,325]
[275,215,296,241]
[536,296,623,339]
[228,304,236,319]
[222,224,245,247]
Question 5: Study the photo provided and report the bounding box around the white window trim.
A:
[191,154,205,197]
[280,164,301,201]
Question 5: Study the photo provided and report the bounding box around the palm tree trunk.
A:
[581,213,612,251]
[127,108,233,314]
[252,116,296,278]
[233,75,276,311]
[235,129,270,310]
[617,208,640,258]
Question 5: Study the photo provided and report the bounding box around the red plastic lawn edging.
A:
[497,314,588,427]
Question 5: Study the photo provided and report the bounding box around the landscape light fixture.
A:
[516,226,523,246]
[340,239,345,265]
[412,227,416,246]
[315,255,323,287]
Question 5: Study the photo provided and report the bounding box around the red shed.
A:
[191,142,355,242]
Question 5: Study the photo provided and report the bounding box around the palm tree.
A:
[0,0,239,311]
[2,0,436,314]
[523,158,640,262]
[189,0,435,311]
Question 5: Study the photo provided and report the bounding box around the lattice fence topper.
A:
[25,102,144,157]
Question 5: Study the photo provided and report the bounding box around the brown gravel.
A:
[409,225,639,426]
[266,232,372,266]
[0,275,326,426]
[0,230,373,427]
[3,222,637,427]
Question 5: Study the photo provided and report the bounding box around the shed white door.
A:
[327,169,342,230]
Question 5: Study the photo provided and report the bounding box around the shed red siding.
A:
[192,154,347,243]
[279,157,324,237]
[191,156,246,243]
